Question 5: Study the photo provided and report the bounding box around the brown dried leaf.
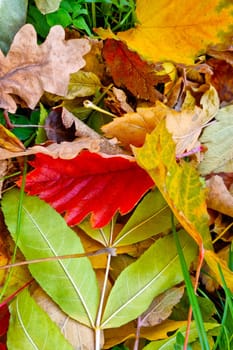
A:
[0,24,90,113]
[206,175,233,217]
[139,286,184,327]
[0,137,101,160]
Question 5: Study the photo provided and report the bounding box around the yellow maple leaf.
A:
[117,0,233,64]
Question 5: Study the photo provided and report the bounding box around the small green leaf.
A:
[34,0,62,14]
[114,189,172,246]
[199,104,233,175]
[101,230,197,329]
[8,288,73,350]
[46,8,72,27]
[2,189,99,328]
[0,0,28,53]
[35,103,48,144]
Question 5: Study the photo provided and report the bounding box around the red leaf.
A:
[0,304,10,337]
[20,151,154,228]
[102,39,168,102]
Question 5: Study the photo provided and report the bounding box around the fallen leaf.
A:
[65,71,101,99]
[45,108,76,143]
[102,39,168,102]
[166,85,219,154]
[0,137,101,160]
[0,125,25,152]
[0,304,10,337]
[102,102,168,148]
[104,87,134,115]
[82,39,105,79]
[134,120,212,249]
[199,104,233,175]
[139,286,184,327]
[206,175,233,217]
[116,0,233,64]
[0,24,90,113]
[20,151,154,228]
[33,287,98,350]
[206,58,233,104]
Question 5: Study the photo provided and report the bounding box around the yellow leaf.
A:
[134,120,212,249]
[102,102,168,148]
[117,0,233,64]
[0,124,25,152]
[205,250,233,291]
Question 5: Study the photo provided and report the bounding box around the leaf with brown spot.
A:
[0,24,90,113]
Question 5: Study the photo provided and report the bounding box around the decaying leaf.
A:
[33,287,98,350]
[102,102,168,148]
[134,120,212,249]
[45,108,76,143]
[0,24,90,113]
[21,151,154,228]
[199,104,233,175]
[0,138,101,160]
[102,39,169,102]
[206,175,233,217]
[34,0,62,14]
[166,85,219,154]
[139,286,184,327]
[116,0,233,64]
[0,125,25,152]
[65,71,101,99]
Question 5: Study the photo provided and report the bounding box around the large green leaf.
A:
[134,120,212,250]
[114,189,172,246]
[199,104,233,175]
[2,189,99,327]
[8,288,73,350]
[0,0,28,53]
[101,230,197,329]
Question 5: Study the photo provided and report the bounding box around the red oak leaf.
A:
[102,39,169,102]
[20,151,154,228]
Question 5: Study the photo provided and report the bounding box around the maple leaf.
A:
[115,0,233,64]
[0,24,90,113]
[20,151,154,228]
[102,39,169,102]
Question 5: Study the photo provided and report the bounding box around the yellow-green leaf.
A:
[133,120,212,249]
[117,0,233,64]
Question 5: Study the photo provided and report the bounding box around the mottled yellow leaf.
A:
[134,120,212,249]
[0,124,25,152]
[117,0,233,64]
[205,250,233,291]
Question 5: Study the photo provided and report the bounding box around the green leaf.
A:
[199,104,233,175]
[142,321,220,350]
[0,0,28,54]
[101,230,197,329]
[66,71,101,99]
[134,120,212,250]
[2,189,99,327]
[46,8,72,27]
[8,288,73,350]
[35,103,48,144]
[34,0,62,14]
[114,189,172,246]
[78,219,113,246]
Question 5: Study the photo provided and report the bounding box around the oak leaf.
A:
[102,39,168,102]
[116,0,233,64]
[0,24,90,113]
[20,151,154,228]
